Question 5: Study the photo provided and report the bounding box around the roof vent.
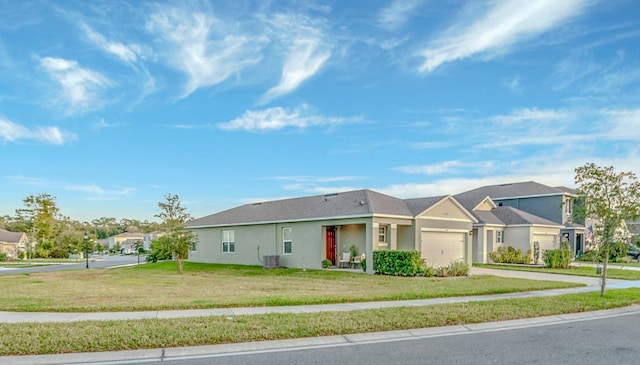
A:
[358,200,365,205]
[252,202,263,206]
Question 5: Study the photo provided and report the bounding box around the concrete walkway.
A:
[1,268,639,324]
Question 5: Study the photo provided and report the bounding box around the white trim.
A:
[420,228,470,234]
[417,216,474,223]
[187,214,375,229]
[494,192,576,200]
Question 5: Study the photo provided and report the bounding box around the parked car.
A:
[627,245,640,260]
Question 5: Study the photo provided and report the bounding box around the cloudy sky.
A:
[1,0,639,222]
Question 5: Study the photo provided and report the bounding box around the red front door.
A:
[326,226,336,264]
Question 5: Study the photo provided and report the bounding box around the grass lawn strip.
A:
[0,262,580,312]
[474,264,640,280]
[1,288,638,356]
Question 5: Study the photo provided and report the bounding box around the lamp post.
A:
[84,231,89,269]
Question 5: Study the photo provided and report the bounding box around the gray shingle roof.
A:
[0,228,25,244]
[186,189,414,227]
[456,181,572,201]
[491,206,561,226]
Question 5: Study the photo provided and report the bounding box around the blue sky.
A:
[1,0,639,222]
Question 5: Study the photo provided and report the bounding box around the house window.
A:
[283,227,292,255]
[496,230,504,243]
[222,230,235,253]
[565,200,572,215]
[378,226,387,244]
[190,240,197,252]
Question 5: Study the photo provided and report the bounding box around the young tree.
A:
[154,194,195,274]
[574,163,640,296]
[15,193,60,257]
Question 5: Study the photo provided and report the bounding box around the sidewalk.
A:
[1,268,639,324]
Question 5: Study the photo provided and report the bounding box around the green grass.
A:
[1,288,638,356]
[474,263,640,280]
[0,262,581,312]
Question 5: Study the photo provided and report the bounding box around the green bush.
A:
[489,246,530,264]
[543,242,572,269]
[361,258,366,272]
[0,253,6,261]
[616,256,632,264]
[321,259,331,268]
[373,250,424,276]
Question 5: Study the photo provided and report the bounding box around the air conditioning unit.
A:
[263,255,280,269]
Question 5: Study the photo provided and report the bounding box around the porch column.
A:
[366,221,374,274]
[390,224,398,250]
[477,227,486,264]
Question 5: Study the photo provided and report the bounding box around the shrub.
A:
[616,256,632,264]
[373,250,424,276]
[360,258,366,272]
[321,259,331,268]
[0,253,6,261]
[489,246,529,264]
[434,261,469,277]
[543,241,572,269]
[576,250,601,262]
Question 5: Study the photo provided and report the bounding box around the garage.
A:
[533,234,558,253]
[421,230,466,268]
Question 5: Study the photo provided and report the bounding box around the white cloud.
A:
[218,104,357,132]
[378,0,424,30]
[81,23,142,64]
[8,175,136,199]
[418,0,591,73]
[503,74,523,93]
[260,14,332,104]
[601,108,640,140]
[0,117,76,145]
[146,5,265,99]
[38,56,111,115]
[261,37,331,104]
[493,107,572,125]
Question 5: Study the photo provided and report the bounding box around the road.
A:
[0,254,143,275]
[137,312,639,365]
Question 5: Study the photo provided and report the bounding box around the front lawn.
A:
[0,262,580,312]
[1,288,638,356]
[474,263,640,280]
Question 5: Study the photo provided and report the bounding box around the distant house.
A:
[108,232,144,251]
[0,228,30,259]
[456,181,586,258]
[186,189,476,273]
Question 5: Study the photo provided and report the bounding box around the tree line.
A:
[0,193,164,259]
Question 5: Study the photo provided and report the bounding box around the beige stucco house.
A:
[186,189,477,273]
[0,228,30,259]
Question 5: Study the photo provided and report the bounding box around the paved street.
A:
[0,254,143,275]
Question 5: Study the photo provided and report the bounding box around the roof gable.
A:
[407,195,477,223]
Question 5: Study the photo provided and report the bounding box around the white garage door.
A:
[421,231,466,268]
[533,234,557,253]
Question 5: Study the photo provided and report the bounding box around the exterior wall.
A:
[396,225,415,251]
[189,217,372,270]
[495,196,564,224]
[336,224,366,259]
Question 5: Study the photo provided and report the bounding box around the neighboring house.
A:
[454,195,563,264]
[186,189,477,273]
[143,231,165,251]
[456,181,586,257]
[108,232,145,250]
[0,228,30,259]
